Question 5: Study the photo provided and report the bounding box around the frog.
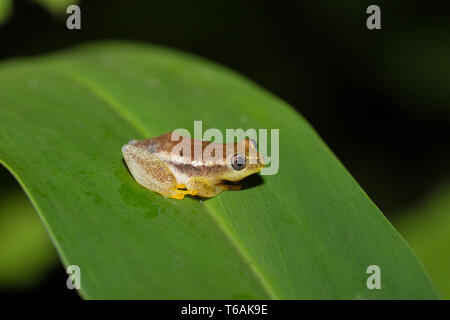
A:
[122,132,265,199]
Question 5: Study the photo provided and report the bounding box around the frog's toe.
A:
[171,188,198,199]
[176,184,186,189]
[171,192,185,200]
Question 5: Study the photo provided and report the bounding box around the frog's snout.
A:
[258,154,266,167]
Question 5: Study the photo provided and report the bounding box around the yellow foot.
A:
[171,192,185,200]
[176,184,186,189]
[170,189,199,200]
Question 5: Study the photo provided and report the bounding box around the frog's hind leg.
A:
[172,187,199,199]
[218,183,242,191]
[186,177,223,198]
[122,145,184,199]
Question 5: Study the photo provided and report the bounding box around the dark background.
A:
[0,0,449,299]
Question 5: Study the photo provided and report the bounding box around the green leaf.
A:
[0,42,438,299]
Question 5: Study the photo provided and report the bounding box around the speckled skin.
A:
[122,132,264,199]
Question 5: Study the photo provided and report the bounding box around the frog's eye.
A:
[231,153,246,170]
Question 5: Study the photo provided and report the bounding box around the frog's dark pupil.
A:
[232,153,246,170]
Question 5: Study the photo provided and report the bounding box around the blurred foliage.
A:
[0,0,12,25]
[376,27,450,120]
[0,186,57,289]
[394,183,450,299]
[32,0,78,16]
[0,0,78,25]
